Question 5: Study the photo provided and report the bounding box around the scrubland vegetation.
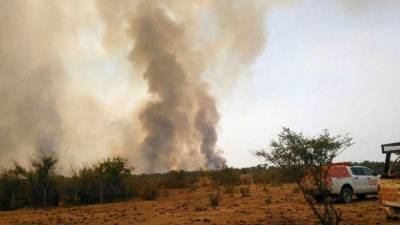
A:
[0,175,386,225]
[0,156,384,211]
[0,156,294,211]
[0,128,386,225]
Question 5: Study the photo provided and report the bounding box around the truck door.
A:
[361,167,378,193]
[380,154,400,209]
[350,167,369,193]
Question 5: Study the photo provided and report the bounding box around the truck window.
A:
[350,167,364,176]
[388,155,400,177]
[361,167,375,176]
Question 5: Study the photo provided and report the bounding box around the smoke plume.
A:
[0,1,66,166]
[97,0,269,172]
[0,1,125,171]
[0,0,269,173]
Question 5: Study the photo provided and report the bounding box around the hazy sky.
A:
[217,0,400,167]
[2,0,399,171]
[60,0,400,169]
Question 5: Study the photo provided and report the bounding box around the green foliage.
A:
[54,175,76,204]
[256,127,352,225]
[161,170,199,189]
[250,166,290,185]
[27,156,59,208]
[75,165,98,203]
[162,170,186,189]
[257,128,352,184]
[74,157,133,204]
[0,163,27,210]
[0,156,134,210]
[94,157,133,203]
[209,167,241,187]
[0,157,61,210]
[123,174,161,201]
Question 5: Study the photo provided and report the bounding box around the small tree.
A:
[0,163,27,210]
[76,165,98,203]
[256,128,352,225]
[94,157,133,203]
[29,156,58,207]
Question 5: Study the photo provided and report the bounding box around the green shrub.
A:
[27,156,59,208]
[0,163,27,210]
[161,170,199,189]
[210,168,241,187]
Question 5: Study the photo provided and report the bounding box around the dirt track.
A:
[0,184,390,225]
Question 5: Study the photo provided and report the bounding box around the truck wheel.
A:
[387,215,399,222]
[313,194,326,203]
[340,187,353,203]
[356,194,366,200]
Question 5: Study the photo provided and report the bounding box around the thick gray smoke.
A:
[0,1,66,166]
[0,1,125,171]
[128,2,225,172]
[0,0,270,173]
[97,0,269,172]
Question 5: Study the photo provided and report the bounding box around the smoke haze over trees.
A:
[0,0,272,173]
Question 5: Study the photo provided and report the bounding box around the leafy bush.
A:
[94,157,133,203]
[257,127,352,225]
[161,170,199,189]
[209,168,241,187]
[27,156,59,208]
[0,163,26,210]
[73,157,133,204]
[75,165,98,204]
[0,156,136,210]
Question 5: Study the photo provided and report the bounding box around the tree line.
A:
[0,157,135,210]
[0,152,385,212]
[0,155,296,211]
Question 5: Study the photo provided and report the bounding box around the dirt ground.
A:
[0,183,391,225]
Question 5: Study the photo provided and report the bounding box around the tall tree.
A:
[0,163,26,210]
[94,157,133,203]
[29,156,58,207]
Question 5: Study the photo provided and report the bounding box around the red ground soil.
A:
[0,183,390,225]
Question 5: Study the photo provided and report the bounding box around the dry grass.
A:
[0,182,388,225]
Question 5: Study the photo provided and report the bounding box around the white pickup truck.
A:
[310,163,379,203]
